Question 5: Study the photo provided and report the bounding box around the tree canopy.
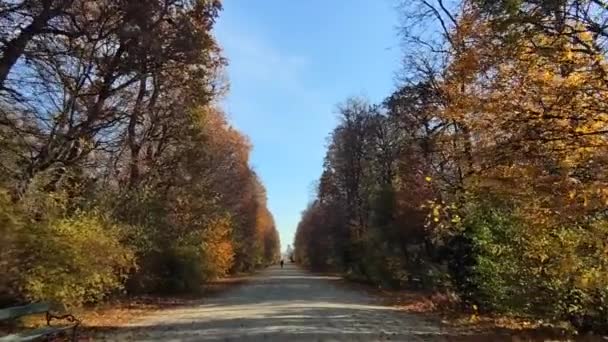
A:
[0,0,280,307]
[295,0,608,334]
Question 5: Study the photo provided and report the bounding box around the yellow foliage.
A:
[439,7,608,228]
[20,210,136,307]
[200,215,235,279]
[0,190,23,301]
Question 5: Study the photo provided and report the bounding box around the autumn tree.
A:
[1,0,280,305]
[295,0,608,332]
[0,0,224,197]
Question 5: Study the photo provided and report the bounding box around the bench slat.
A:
[0,304,50,321]
[0,325,74,342]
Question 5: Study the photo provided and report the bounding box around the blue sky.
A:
[214,1,401,251]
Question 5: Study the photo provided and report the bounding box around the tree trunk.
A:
[0,1,56,89]
[127,78,148,188]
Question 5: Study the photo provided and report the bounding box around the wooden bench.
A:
[0,303,79,342]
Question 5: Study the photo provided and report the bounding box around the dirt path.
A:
[100,264,447,341]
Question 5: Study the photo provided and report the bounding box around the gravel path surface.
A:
[102,264,447,341]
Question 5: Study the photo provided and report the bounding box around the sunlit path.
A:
[101,264,445,341]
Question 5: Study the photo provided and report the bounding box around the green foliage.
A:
[150,215,235,294]
[448,198,608,332]
[448,200,525,312]
[353,230,408,288]
[161,246,204,294]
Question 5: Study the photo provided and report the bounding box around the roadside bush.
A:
[449,198,608,332]
[132,215,236,294]
[549,219,608,333]
[200,215,235,280]
[352,228,406,288]
[0,190,23,305]
[357,188,408,288]
[19,210,136,307]
[447,200,523,312]
[353,186,445,290]
[161,246,203,294]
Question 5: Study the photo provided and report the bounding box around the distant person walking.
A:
[280,259,284,268]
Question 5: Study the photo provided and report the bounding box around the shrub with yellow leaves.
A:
[19,210,136,307]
